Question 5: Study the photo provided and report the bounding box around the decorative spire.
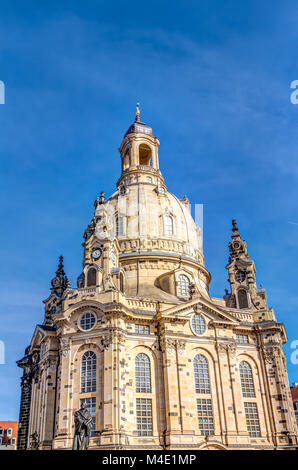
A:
[135,102,141,122]
[56,255,65,277]
[231,218,240,240]
[228,218,248,261]
[50,255,69,297]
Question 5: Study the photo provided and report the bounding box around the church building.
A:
[17,107,297,450]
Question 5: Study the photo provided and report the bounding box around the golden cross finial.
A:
[135,102,140,121]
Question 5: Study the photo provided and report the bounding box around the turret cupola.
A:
[117,103,165,189]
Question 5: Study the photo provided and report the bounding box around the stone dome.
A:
[87,110,211,301]
[101,184,203,264]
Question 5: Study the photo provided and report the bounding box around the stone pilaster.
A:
[17,373,33,449]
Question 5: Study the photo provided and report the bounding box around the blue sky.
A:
[1,0,298,420]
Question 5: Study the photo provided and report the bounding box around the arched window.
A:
[116,213,124,236]
[87,267,96,287]
[239,361,255,397]
[177,274,190,297]
[120,273,124,293]
[194,354,210,394]
[135,353,151,393]
[81,351,97,393]
[164,215,174,236]
[138,144,152,166]
[123,150,130,170]
[238,289,249,309]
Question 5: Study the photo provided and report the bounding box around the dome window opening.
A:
[87,267,97,287]
[123,150,130,170]
[238,289,249,309]
[164,215,174,236]
[177,274,191,297]
[139,144,152,167]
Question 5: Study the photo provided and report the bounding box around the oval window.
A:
[191,313,206,335]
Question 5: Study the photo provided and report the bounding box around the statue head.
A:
[81,402,87,411]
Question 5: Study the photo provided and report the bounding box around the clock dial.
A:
[92,248,102,259]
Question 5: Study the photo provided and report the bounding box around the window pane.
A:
[196,398,214,436]
[164,215,173,236]
[191,313,206,335]
[236,334,249,344]
[135,324,150,335]
[239,361,255,398]
[244,402,261,437]
[81,351,97,393]
[80,397,96,437]
[116,215,124,236]
[135,353,151,393]
[194,355,210,394]
[177,275,190,297]
[80,312,97,331]
[136,398,153,436]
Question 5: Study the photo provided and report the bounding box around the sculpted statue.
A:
[30,431,39,450]
[72,402,93,450]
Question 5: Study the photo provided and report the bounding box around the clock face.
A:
[92,248,102,259]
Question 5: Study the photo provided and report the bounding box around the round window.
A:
[191,313,206,335]
[79,312,97,331]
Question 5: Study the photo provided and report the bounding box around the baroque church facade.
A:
[17,108,297,450]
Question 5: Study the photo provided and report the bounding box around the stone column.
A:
[215,342,237,445]
[17,373,33,449]
[101,330,116,447]
[174,340,196,444]
[53,337,72,448]
[161,337,182,447]
[263,345,298,446]
[226,343,248,443]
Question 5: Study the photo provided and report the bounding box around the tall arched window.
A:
[135,353,151,393]
[194,354,210,394]
[177,274,190,297]
[81,351,97,393]
[164,215,174,236]
[123,150,130,170]
[138,144,152,166]
[120,273,124,293]
[239,361,255,397]
[116,213,124,236]
[238,289,249,309]
[87,267,96,287]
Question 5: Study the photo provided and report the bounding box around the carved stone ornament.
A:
[216,342,237,355]
[115,331,126,345]
[263,346,280,364]
[161,338,185,355]
[101,333,113,350]
[227,342,237,355]
[21,375,32,391]
[176,340,186,355]
[60,337,71,357]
